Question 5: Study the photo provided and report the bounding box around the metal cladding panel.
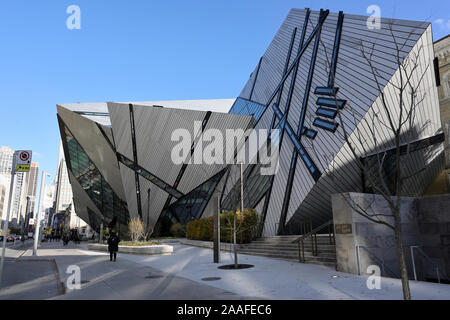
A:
[131,99,235,113]
[133,104,206,188]
[59,102,111,126]
[262,138,296,237]
[108,101,252,222]
[67,169,103,225]
[108,102,134,160]
[177,112,254,195]
[285,25,442,231]
[139,175,169,227]
[119,163,139,220]
[57,105,126,200]
[230,8,437,235]
[101,125,116,148]
[255,195,266,218]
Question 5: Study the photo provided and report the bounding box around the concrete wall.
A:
[332,192,450,281]
[416,194,450,280]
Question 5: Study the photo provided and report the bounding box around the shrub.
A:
[169,223,186,238]
[186,209,259,244]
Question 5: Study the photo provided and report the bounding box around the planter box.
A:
[88,243,173,255]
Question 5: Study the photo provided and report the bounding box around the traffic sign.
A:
[15,150,32,172]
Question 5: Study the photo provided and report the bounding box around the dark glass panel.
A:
[64,126,130,228]
[229,98,266,121]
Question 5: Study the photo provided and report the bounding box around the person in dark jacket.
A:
[107,232,120,262]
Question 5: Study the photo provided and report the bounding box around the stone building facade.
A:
[435,35,450,187]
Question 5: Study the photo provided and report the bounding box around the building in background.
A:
[0,146,30,229]
[0,184,5,227]
[25,162,39,220]
[435,34,450,190]
[52,141,88,235]
[0,146,14,227]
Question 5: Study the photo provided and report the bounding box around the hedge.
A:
[186,209,259,244]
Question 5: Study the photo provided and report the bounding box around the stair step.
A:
[253,238,334,244]
[239,243,336,250]
[237,251,337,266]
[238,249,336,259]
[239,249,336,255]
[237,236,337,267]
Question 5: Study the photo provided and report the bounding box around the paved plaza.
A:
[1,240,450,300]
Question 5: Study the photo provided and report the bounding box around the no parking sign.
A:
[15,150,32,172]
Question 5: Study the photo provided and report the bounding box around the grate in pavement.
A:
[218,264,254,270]
[201,277,222,282]
[145,275,164,279]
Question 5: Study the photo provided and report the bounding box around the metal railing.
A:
[292,219,335,263]
[356,245,399,278]
[410,245,448,283]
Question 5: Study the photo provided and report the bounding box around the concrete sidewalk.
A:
[91,242,450,300]
[3,241,450,300]
[17,242,247,300]
[0,259,62,300]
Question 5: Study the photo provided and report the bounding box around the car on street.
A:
[6,236,15,242]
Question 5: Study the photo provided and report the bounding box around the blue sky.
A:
[0,0,449,196]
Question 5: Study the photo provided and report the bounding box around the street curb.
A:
[17,258,66,296]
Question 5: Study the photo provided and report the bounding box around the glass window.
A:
[64,126,130,231]
[229,98,266,121]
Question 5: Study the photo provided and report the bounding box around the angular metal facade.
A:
[57,100,253,234]
[57,8,443,237]
[226,9,443,236]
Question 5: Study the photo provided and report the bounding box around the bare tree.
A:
[128,217,145,242]
[311,21,432,300]
[216,164,260,268]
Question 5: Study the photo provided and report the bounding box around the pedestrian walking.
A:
[107,232,120,262]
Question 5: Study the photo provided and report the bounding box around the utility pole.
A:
[213,196,220,263]
[147,188,150,240]
[33,171,49,256]
[99,222,103,243]
[233,162,245,268]
[0,152,18,288]
[240,162,244,218]
[23,196,31,235]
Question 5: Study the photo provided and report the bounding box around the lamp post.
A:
[33,171,50,256]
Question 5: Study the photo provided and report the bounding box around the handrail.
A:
[356,245,399,278]
[293,219,335,264]
[292,219,333,244]
[411,245,448,283]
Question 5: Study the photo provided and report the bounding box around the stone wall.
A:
[416,194,450,280]
[332,192,450,281]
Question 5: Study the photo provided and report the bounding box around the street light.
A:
[33,171,50,256]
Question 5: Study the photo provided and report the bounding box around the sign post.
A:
[15,150,32,173]
[0,150,32,288]
[213,196,220,263]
